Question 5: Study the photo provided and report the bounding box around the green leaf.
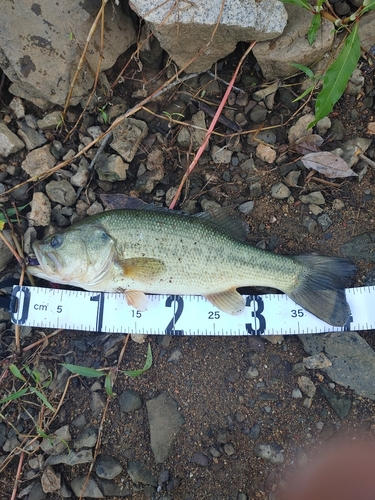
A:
[0,387,28,404]
[32,371,41,384]
[30,388,55,411]
[43,370,53,388]
[279,0,311,9]
[290,62,315,79]
[361,0,375,15]
[0,204,28,229]
[0,204,28,218]
[36,427,50,439]
[308,14,321,46]
[293,84,315,102]
[61,364,105,378]
[123,343,153,378]
[316,0,325,8]
[104,374,114,396]
[309,23,361,129]
[9,364,26,381]
[23,364,41,384]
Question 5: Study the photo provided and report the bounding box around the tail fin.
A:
[287,255,356,326]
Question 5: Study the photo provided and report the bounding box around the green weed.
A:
[280,0,375,127]
[62,342,153,396]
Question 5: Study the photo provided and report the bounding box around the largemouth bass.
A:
[27,208,356,326]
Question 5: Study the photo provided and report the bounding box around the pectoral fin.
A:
[125,290,148,311]
[204,289,245,315]
[119,258,166,283]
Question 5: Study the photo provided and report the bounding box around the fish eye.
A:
[50,234,63,248]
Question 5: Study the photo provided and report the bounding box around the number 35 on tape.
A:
[10,285,375,336]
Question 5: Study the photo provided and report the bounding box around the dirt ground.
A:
[1,45,375,500]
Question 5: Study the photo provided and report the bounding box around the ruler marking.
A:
[11,285,375,335]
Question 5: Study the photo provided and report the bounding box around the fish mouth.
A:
[27,244,63,277]
[27,257,39,266]
[44,251,63,273]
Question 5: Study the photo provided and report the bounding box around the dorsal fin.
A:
[193,208,249,242]
[131,203,249,242]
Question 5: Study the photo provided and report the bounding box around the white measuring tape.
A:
[9,285,375,335]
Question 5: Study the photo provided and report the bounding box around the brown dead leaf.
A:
[292,134,324,155]
[300,151,358,178]
[367,122,375,135]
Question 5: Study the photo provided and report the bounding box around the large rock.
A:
[0,122,24,158]
[0,1,135,107]
[299,332,375,401]
[359,10,375,52]
[146,391,185,463]
[341,232,375,263]
[21,144,56,177]
[129,0,287,72]
[253,4,334,79]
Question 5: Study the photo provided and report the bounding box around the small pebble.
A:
[256,143,276,164]
[298,375,316,398]
[317,213,333,231]
[87,201,104,216]
[95,455,123,480]
[249,182,262,198]
[191,452,210,467]
[254,443,284,464]
[224,443,236,456]
[37,111,63,130]
[332,198,345,210]
[303,397,313,409]
[209,447,221,458]
[211,145,232,164]
[119,389,143,413]
[299,191,325,205]
[249,423,261,439]
[223,171,231,182]
[201,199,221,212]
[87,126,104,140]
[167,347,183,364]
[245,366,259,379]
[45,180,76,206]
[74,427,98,449]
[288,114,315,143]
[315,117,331,136]
[29,192,51,227]
[237,493,248,500]
[239,201,254,215]
[9,97,25,119]
[250,105,267,123]
[303,353,332,369]
[292,388,303,399]
[308,203,323,215]
[271,182,290,199]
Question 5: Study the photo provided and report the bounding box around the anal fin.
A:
[125,290,148,311]
[204,289,245,315]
